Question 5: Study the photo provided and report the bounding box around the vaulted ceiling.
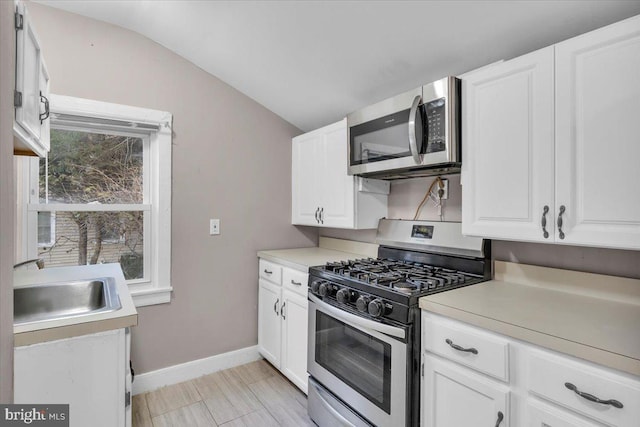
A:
[35,1,640,131]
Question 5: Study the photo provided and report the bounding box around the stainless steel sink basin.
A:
[14,277,122,325]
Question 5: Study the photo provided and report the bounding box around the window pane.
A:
[37,211,144,280]
[40,129,143,204]
[37,212,53,246]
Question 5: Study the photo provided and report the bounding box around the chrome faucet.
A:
[13,258,45,270]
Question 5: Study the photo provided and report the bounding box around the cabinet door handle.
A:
[315,207,320,223]
[557,205,566,240]
[445,338,478,355]
[291,280,302,286]
[320,207,324,224]
[541,205,549,238]
[39,91,50,124]
[281,301,286,320]
[564,382,623,408]
[495,411,504,427]
[273,298,279,314]
[263,269,272,275]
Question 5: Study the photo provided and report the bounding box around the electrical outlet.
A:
[438,179,449,200]
[209,219,220,235]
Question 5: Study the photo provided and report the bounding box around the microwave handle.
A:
[408,95,423,164]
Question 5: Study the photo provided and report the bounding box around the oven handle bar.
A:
[309,293,406,340]
[310,379,357,427]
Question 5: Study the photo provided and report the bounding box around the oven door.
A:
[308,293,408,427]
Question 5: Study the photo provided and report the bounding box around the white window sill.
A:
[130,287,172,307]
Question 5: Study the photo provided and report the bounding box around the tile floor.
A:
[132,359,315,427]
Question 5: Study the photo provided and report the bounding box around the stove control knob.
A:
[368,299,386,318]
[336,288,350,304]
[318,282,330,297]
[356,295,371,313]
[310,280,322,293]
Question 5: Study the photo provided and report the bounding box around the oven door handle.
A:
[310,378,357,427]
[309,293,405,340]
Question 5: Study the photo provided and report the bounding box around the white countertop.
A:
[258,237,379,272]
[14,263,138,346]
[257,247,368,272]
[419,261,640,376]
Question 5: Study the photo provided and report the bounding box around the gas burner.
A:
[321,257,478,296]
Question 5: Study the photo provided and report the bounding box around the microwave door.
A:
[348,88,425,176]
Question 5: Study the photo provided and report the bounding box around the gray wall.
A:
[321,176,640,279]
[27,2,316,374]
[0,0,15,402]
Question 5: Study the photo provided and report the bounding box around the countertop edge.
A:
[257,251,312,272]
[419,298,640,377]
[15,313,138,347]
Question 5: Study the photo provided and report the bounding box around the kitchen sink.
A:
[14,277,122,326]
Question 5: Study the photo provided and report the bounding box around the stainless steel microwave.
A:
[347,76,461,180]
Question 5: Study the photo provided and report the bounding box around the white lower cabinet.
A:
[257,258,309,394]
[281,289,308,392]
[258,279,282,366]
[421,312,640,427]
[422,354,509,427]
[14,328,131,427]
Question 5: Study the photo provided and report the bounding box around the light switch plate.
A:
[209,219,220,235]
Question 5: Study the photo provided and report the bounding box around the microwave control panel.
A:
[425,97,446,153]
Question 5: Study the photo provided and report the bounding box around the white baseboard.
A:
[132,345,261,395]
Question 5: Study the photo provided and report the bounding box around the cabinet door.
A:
[38,59,50,152]
[281,290,309,394]
[422,355,510,427]
[15,3,43,143]
[319,119,355,228]
[462,47,555,242]
[555,16,640,250]
[292,131,321,226]
[15,329,126,427]
[258,279,282,368]
[526,399,602,427]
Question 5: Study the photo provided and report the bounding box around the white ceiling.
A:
[35,1,640,132]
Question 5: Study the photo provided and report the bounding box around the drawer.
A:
[422,313,510,382]
[283,267,308,297]
[527,349,640,427]
[259,259,282,285]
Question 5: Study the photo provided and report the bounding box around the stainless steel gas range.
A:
[307,219,491,427]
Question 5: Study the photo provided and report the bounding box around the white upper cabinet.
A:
[292,119,389,229]
[555,16,640,249]
[462,47,555,242]
[14,0,51,157]
[462,15,640,250]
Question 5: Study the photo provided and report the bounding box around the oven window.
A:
[315,311,392,413]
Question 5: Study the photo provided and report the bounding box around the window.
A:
[20,95,172,306]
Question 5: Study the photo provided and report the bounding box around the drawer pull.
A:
[263,269,273,274]
[495,411,504,427]
[564,382,623,409]
[445,338,478,355]
[291,280,302,286]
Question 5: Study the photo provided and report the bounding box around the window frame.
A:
[21,95,172,307]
